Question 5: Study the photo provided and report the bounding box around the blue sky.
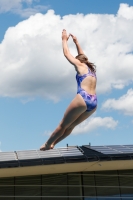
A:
[0,0,133,152]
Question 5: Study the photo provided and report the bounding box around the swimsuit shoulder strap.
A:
[88,68,96,77]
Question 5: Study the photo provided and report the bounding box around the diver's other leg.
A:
[40,94,87,150]
[53,107,97,146]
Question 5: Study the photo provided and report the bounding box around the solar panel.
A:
[39,149,62,158]
[16,150,41,160]
[58,147,83,157]
[16,149,61,160]
[0,152,17,162]
[124,145,133,148]
[89,145,133,154]
[16,147,83,160]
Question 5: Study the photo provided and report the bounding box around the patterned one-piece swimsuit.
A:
[76,68,97,112]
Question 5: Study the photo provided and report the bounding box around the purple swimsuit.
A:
[76,68,97,112]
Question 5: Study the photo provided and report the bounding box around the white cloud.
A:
[0,0,49,17]
[0,4,133,101]
[0,0,22,13]
[43,130,52,136]
[20,97,35,104]
[102,88,133,116]
[117,3,133,20]
[72,117,118,135]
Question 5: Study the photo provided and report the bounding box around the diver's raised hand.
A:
[70,34,78,44]
[62,29,70,41]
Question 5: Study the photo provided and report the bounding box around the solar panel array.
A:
[87,145,133,154]
[0,145,133,166]
[17,146,83,160]
[0,146,83,162]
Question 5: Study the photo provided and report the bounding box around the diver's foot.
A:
[50,143,54,149]
[40,143,54,151]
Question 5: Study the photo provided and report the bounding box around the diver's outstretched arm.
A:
[70,34,84,55]
[62,30,81,66]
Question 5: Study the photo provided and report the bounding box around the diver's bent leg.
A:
[40,94,87,150]
[53,107,97,146]
[52,126,74,146]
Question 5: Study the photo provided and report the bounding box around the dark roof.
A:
[0,145,133,169]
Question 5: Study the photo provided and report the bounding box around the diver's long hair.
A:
[75,54,96,73]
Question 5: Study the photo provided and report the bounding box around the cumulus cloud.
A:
[117,3,133,20]
[72,117,118,135]
[0,0,49,17]
[102,88,133,116]
[0,4,133,101]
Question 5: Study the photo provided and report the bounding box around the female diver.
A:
[40,29,97,150]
